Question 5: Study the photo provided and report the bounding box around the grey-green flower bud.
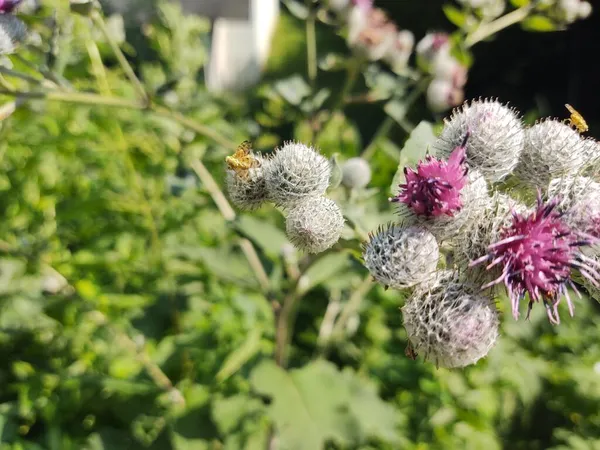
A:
[264,141,331,208]
[363,224,439,289]
[434,99,525,182]
[402,270,499,368]
[285,196,344,254]
[341,157,372,189]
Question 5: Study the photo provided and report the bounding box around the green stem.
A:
[361,116,394,160]
[91,11,148,102]
[361,76,430,160]
[305,1,318,87]
[0,89,238,150]
[190,160,270,292]
[275,291,301,367]
[465,3,535,48]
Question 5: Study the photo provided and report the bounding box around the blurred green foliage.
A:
[0,1,598,449]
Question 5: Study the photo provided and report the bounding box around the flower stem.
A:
[305,0,318,87]
[465,3,535,48]
[190,160,270,292]
[91,11,148,102]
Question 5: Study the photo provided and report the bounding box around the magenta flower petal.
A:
[471,192,600,324]
[391,133,469,217]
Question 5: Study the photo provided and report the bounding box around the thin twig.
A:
[91,11,148,102]
[190,160,270,291]
[305,0,318,87]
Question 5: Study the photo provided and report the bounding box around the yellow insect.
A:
[226,140,260,178]
[565,103,588,133]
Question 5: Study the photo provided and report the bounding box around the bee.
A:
[404,341,418,360]
[226,140,260,178]
[565,104,588,134]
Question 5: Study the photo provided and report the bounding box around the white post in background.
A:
[206,0,280,92]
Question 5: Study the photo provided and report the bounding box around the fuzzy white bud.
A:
[285,196,345,254]
[402,270,500,368]
[515,119,588,187]
[434,99,525,182]
[363,224,439,289]
[341,157,372,189]
[548,176,600,233]
[264,142,331,208]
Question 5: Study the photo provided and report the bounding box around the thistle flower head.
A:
[341,157,372,189]
[363,224,439,289]
[434,99,525,182]
[0,0,21,14]
[400,169,491,243]
[470,192,600,324]
[515,119,589,187]
[264,141,331,208]
[402,270,499,368]
[391,134,469,217]
[285,196,345,254]
[226,153,272,210]
[0,13,25,55]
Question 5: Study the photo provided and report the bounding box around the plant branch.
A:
[190,160,270,292]
[305,0,318,87]
[91,11,148,102]
[465,3,535,48]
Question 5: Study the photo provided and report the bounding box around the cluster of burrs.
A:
[363,98,600,368]
[225,141,345,254]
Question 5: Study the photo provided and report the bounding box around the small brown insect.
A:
[404,341,418,360]
[565,104,589,134]
[226,140,260,178]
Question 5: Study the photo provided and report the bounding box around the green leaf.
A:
[235,216,289,259]
[443,4,468,28]
[212,394,264,434]
[390,121,437,195]
[383,100,407,125]
[510,0,530,7]
[250,360,399,449]
[274,75,311,106]
[215,328,263,383]
[328,153,343,190]
[521,15,558,32]
[297,253,351,295]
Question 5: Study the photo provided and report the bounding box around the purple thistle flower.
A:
[391,133,469,217]
[0,0,21,13]
[470,192,600,324]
